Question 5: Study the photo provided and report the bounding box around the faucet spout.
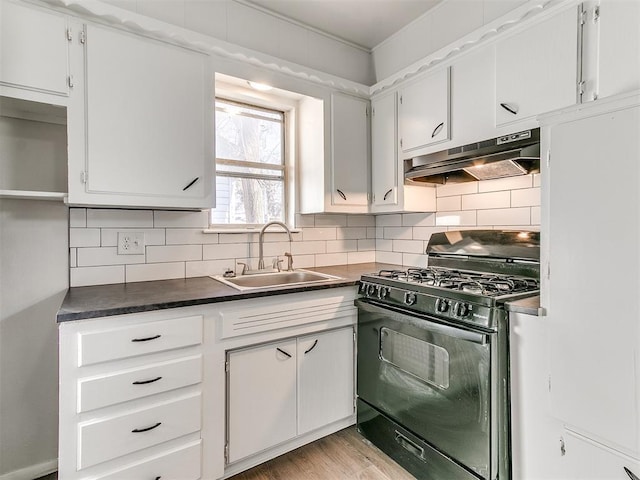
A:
[258,221,293,270]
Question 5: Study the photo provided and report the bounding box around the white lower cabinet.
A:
[226,326,355,464]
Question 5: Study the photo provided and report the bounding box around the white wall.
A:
[371,0,527,82]
[0,199,68,478]
[101,0,374,85]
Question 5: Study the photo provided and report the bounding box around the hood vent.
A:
[405,129,540,185]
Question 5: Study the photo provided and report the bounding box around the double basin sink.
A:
[213,269,342,291]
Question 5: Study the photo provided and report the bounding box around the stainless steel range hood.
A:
[405,129,540,185]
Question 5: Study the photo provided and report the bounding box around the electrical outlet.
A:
[117,232,145,255]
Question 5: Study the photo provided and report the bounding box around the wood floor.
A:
[229,426,415,480]
[36,426,414,480]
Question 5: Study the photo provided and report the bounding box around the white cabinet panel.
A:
[0,0,69,97]
[371,93,398,208]
[75,24,213,209]
[399,67,450,155]
[331,93,369,207]
[495,7,578,126]
[227,339,297,463]
[297,327,354,435]
[547,102,640,456]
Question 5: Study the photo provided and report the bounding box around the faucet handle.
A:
[273,257,284,272]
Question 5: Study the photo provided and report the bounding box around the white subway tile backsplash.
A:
[146,245,202,263]
[70,265,125,287]
[348,251,375,264]
[166,229,219,245]
[533,173,541,188]
[315,214,347,227]
[296,214,315,227]
[326,240,358,253]
[70,248,77,268]
[402,253,428,268]
[374,227,384,239]
[292,254,315,269]
[478,175,533,193]
[153,210,209,228]
[358,239,376,251]
[101,228,166,247]
[77,247,145,267]
[203,243,249,260]
[87,209,153,228]
[302,228,337,241]
[531,206,541,225]
[186,259,233,278]
[263,231,302,242]
[376,214,402,227]
[337,227,368,240]
[126,262,185,283]
[347,215,375,227]
[315,253,348,267]
[218,233,255,244]
[383,226,413,240]
[436,182,478,197]
[402,213,436,227]
[69,208,86,228]
[462,191,510,210]
[477,207,530,226]
[511,188,541,207]
[436,195,462,212]
[70,228,101,248]
[249,241,292,258]
[435,211,477,226]
[412,226,447,240]
[291,241,326,255]
[393,239,425,254]
[376,250,403,265]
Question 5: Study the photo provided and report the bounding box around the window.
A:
[211,99,286,226]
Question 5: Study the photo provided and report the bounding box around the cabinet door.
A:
[371,93,398,208]
[0,1,69,97]
[297,327,354,435]
[547,105,640,455]
[331,93,369,207]
[399,67,450,154]
[227,339,297,463]
[495,7,578,126]
[597,0,640,99]
[81,24,213,208]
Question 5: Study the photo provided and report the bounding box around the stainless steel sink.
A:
[212,269,342,291]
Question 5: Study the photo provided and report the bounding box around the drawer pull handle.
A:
[276,347,292,358]
[131,422,162,433]
[304,340,318,354]
[131,334,161,343]
[132,376,163,385]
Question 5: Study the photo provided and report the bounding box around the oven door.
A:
[356,298,494,479]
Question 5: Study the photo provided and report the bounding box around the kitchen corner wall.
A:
[375,174,541,266]
[69,210,376,287]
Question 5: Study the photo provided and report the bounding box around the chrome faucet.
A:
[258,221,293,270]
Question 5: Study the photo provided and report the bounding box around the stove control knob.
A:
[359,282,368,294]
[435,298,450,313]
[367,284,378,297]
[404,292,417,306]
[378,286,390,299]
[454,302,470,317]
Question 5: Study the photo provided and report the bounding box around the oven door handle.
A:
[355,298,490,345]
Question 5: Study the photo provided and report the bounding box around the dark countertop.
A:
[57,263,400,323]
[505,295,543,316]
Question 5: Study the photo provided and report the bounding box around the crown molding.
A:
[40,0,371,97]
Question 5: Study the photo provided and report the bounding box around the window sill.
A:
[202,228,301,234]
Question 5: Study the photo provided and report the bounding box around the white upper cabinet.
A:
[67,23,214,209]
[495,6,579,127]
[330,93,370,208]
[398,67,450,156]
[581,0,640,102]
[0,0,70,102]
[371,92,398,209]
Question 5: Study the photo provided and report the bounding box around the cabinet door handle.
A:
[276,347,292,358]
[131,422,162,433]
[132,376,163,385]
[625,467,640,480]
[431,122,444,138]
[304,340,318,354]
[131,334,161,343]
[182,177,200,191]
[500,103,518,115]
[336,189,347,201]
[155,477,162,480]
[383,189,393,201]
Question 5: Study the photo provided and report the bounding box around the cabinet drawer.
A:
[79,315,202,366]
[78,355,202,412]
[94,440,201,480]
[78,392,201,469]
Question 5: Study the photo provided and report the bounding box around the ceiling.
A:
[242,0,443,50]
